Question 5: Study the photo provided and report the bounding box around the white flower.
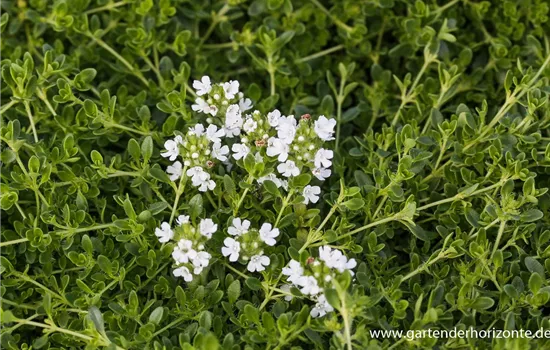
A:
[302,185,321,205]
[173,266,193,282]
[191,98,217,116]
[208,105,219,116]
[318,246,334,264]
[345,258,357,274]
[172,239,197,264]
[259,223,279,246]
[314,115,336,141]
[266,137,289,162]
[222,80,240,99]
[166,161,183,181]
[312,167,331,181]
[225,104,243,137]
[206,124,225,144]
[186,166,204,179]
[199,218,217,238]
[222,237,240,262]
[239,98,253,112]
[297,275,320,296]
[243,118,258,134]
[189,123,206,136]
[277,160,300,177]
[212,142,229,161]
[187,167,216,192]
[318,246,356,274]
[310,294,334,318]
[228,218,251,236]
[282,259,304,284]
[197,176,216,192]
[314,148,333,168]
[232,143,250,160]
[191,251,211,274]
[258,174,285,189]
[277,115,297,143]
[161,139,181,161]
[267,109,281,127]
[176,215,190,226]
[280,284,294,301]
[247,255,270,272]
[154,222,173,243]
[192,76,212,96]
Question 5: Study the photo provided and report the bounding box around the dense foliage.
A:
[1,0,550,349]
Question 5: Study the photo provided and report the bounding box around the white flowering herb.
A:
[221,218,279,272]
[154,214,217,282]
[281,246,356,318]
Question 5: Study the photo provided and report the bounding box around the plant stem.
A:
[14,272,67,303]
[310,0,353,33]
[197,4,230,48]
[274,190,294,227]
[391,55,435,126]
[56,223,117,236]
[0,99,18,114]
[233,176,253,216]
[24,101,39,142]
[142,53,164,89]
[0,237,29,247]
[401,250,447,282]
[84,0,128,14]
[224,262,251,280]
[87,33,149,87]
[14,202,28,220]
[151,315,187,337]
[335,72,346,150]
[416,181,504,212]
[332,215,397,242]
[491,220,507,261]
[335,283,353,350]
[295,44,345,64]
[169,169,188,225]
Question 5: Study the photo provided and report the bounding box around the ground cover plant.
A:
[1,0,550,349]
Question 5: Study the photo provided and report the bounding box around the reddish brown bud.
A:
[301,114,311,120]
[255,139,266,147]
[306,257,315,265]
[206,160,215,168]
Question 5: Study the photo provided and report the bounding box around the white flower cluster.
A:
[264,112,336,181]
[161,123,228,191]
[191,76,252,136]
[222,218,280,273]
[282,246,356,318]
[188,76,337,185]
[155,215,217,282]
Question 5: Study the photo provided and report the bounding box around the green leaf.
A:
[324,288,341,310]
[88,306,106,335]
[263,180,281,197]
[525,257,545,276]
[128,139,141,161]
[189,194,203,220]
[141,136,153,163]
[245,277,262,291]
[529,273,543,293]
[521,209,543,223]
[149,306,164,325]
[342,198,364,210]
[470,297,494,310]
[228,280,241,304]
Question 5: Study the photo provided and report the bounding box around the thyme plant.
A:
[1,0,550,349]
